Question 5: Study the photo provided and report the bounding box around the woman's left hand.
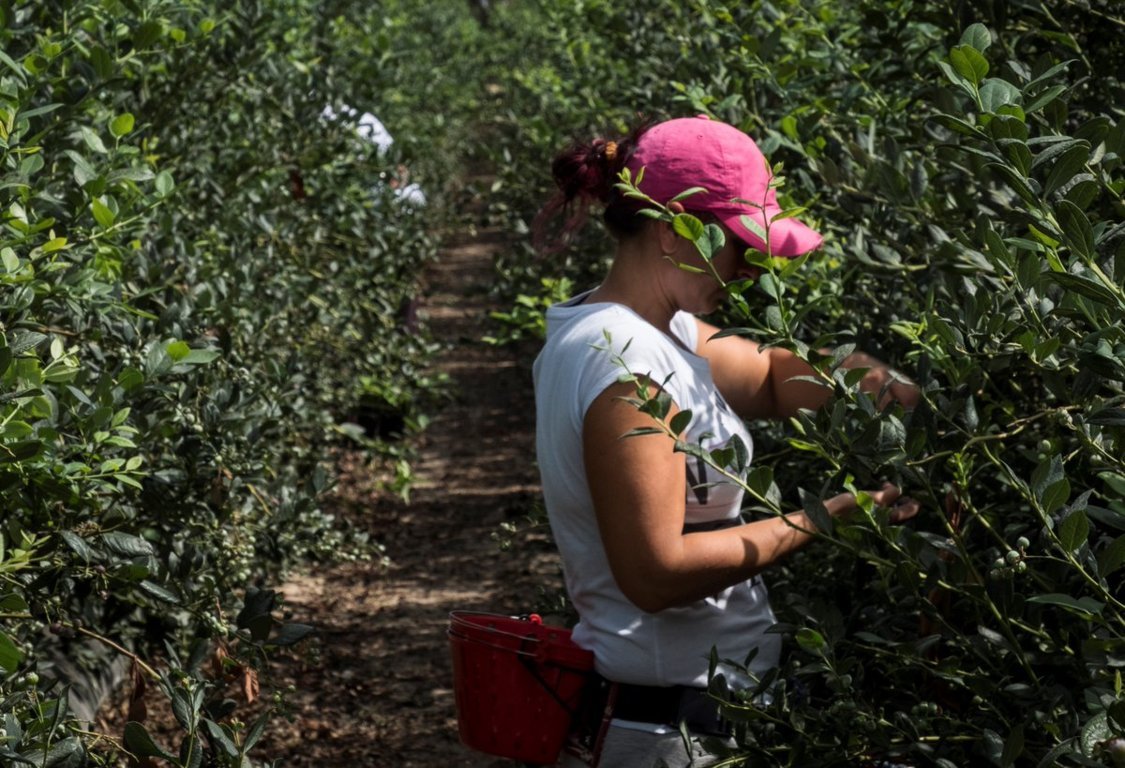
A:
[846,352,921,410]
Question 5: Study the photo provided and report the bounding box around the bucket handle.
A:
[446,628,588,669]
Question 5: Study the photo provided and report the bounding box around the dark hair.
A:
[532,119,655,254]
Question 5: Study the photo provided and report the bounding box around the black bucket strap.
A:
[517,635,589,719]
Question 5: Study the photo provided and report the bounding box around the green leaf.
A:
[270,622,316,646]
[1044,143,1090,198]
[1057,509,1088,552]
[80,126,108,154]
[668,186,707,203]
[59,531,96,563]
[1032,455,1065,508]
[166,340,191,361]
[0,630,22,673]
[729,434,749,473]
[89,45,113,79]
[179,349,221,365]
[0,48,27,84]
[1056,200,1096,260]
[246,614,273,642]
[138,580,179,604]
[154,170,174,197]
[180,733,203,768]
[1097,535,1125,577]
[950,45,989,87]
[1001,723,1024,767]
[960,22,992,52]
[758,272,782,301]
[109,113,135,138]
[99,531,155,558]
[1027,593,1103,617]
[1047,272,1119,306]
[1043,476,1071,516]
[799,488,833,534]
[704,224,725,260]
[0,593,28,612]
[1080,712,1110,758]
[201,719,239,759]
[0,440,42,463]
[739,214,768,243]
[1099,473,1125,498]
[987,163,1038,206]
[932,110,981,136]
[237,587,277,629]
[90,197,115,228]
[37,737,86,767]
[118,367,144,391]
[980,79,1020,112]
[123,722,173,760]
[669,410,692,436]
[40,237,69,254]
[672,213,705,244]
[1025,84,1068,113]
[170,688,197,730]
[795,627,827,653]
[133,20,163,50]
[242,709,271,752]
[770,206,807,222]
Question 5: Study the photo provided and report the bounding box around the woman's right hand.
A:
[826,482,920,524]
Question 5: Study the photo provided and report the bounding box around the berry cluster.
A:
[989,536,1031,580]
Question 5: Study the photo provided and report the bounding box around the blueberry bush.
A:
[3,0,1122,765]
[0,0,485,764]
[479,1,1124,765]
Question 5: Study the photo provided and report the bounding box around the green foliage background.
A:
[1,0,1123,766]
[0,0,487,764]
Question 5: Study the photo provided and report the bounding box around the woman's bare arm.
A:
[582,379,912,612]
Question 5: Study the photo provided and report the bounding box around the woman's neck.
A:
[588,240,678,333]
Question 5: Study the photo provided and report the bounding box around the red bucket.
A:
[448,611,595,765]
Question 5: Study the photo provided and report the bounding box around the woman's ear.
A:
[656,217,683,255]
[654,202,694,256]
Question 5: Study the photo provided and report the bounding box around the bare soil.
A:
[253,227,563,766]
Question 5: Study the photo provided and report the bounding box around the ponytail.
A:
[532,119,655,255]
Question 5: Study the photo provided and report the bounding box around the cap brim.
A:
[720,207,823,258]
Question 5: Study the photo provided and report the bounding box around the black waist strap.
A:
[612,683,730,737]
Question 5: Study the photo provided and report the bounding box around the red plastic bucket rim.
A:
[448,610,594,670]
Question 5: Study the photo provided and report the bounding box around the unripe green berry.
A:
[1016,536,1030,549]
[1015,561,1027,574]
[1005,550,1021,565]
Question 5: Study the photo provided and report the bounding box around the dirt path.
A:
[256,227,564,766]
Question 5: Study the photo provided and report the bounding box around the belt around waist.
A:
[611,683,731,737]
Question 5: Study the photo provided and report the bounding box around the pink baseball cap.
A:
[626,115,823,257]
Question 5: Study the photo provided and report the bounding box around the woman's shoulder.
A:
[546,301,672,353]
